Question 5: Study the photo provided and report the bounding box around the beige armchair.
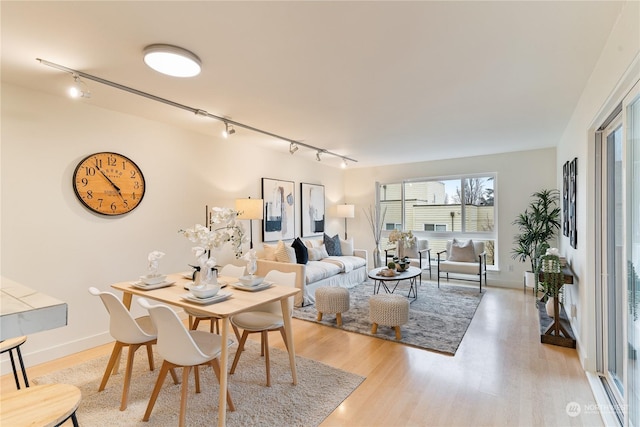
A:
[437,239,487,292]
[385,237,432,279]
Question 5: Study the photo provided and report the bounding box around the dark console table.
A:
[537,265,576,348]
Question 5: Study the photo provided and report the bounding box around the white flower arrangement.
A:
[179,207,247,259]
[388,230,414,248]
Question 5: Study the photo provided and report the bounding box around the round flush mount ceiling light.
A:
[143,44,201,77]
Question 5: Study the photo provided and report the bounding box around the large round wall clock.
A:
[72,152,146,216]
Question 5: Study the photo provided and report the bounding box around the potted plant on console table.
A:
[511,189,561,296]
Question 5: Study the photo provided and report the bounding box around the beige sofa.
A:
[256,238,368,307]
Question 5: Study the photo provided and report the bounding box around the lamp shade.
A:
[336,204,355,218]
[235,198,264,220]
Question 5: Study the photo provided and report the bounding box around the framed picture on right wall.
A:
[569,157,577,248]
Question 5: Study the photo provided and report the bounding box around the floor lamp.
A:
[235,197,264,249]
[336,204,355,240]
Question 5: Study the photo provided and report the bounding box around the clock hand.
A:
[94,161,125,200]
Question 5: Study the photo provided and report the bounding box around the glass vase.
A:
[195,266,217,287]
[373,244,384,268]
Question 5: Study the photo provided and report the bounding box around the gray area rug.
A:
[34,340,364,426]
[294,280,483,355]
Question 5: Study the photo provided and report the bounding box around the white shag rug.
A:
[34,340,364,426]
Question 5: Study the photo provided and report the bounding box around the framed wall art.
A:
[562,160,569,237]
[300,183,325,237]
[569,157,577,248]
[261,178,295,242]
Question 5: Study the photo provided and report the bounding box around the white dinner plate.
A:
[181,291,232,305]
[229,281,274,292]
[183,281,228,290]
[130,280,176,290]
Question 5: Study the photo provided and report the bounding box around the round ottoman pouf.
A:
[315,287,350,326]
[369,294,409,340]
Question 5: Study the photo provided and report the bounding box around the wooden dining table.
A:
[111,273,300,427]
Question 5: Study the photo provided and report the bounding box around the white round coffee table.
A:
[368,266,421,301]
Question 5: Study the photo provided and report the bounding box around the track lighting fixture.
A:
[222,122,235,138]
[68,74,91,99]
[341,159,348,168]
[38,58,358,167]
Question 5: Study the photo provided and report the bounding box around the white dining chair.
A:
[187,264,246,333]
[229,270,296,387]
[137,297,235,427]
[88,287,178,411]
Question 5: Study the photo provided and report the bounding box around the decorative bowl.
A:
[238,275,264,286]
[140,274,167,285]
[190,284,220,299]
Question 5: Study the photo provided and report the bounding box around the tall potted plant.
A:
[511,189,561,295]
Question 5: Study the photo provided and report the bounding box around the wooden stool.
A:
[369,294,409,340]
[0,336,29,389]
[0,383,81,426]
[315,287,350,326]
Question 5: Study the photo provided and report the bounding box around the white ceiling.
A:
[1,1,624,168]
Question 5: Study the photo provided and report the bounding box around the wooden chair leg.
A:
[145,342,155,371]
[263,331,271,387]
[194,366,201,394]
[143,361,172,421]
[169,368,180,384]
[231,323,242,344]
[278,327,289,352]
[317,312,323,321]
[99,342,124,392]
[192,318,201,330]
[230,330,249,374]
[394,326,402,340]
[371,323,379,334]
[179,367,191,427]
[120,343,140,411]
[336,313,343,326]
[210,359,235,411]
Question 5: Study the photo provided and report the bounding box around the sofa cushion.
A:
[304,238,323,249]
[324,233,342,256]
[263,243,278,261]
[275,240,296,263]
[308,244,329,261]
[448,239,477,262]
[322,255,366,273]
[305,260,342,284]
[340,238,354,256]
[291,237,308,264]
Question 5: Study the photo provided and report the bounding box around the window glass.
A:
[378,175,497,267]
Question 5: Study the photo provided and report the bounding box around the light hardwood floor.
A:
[1,284,602,426]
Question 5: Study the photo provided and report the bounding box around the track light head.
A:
[341,159,348,168]
[289,143,299,154]
[316,150,322,161]
[222,122,235,138]
[69,74,91,99]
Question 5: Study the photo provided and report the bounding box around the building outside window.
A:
[378,174,496,267]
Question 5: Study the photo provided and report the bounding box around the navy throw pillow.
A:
[291,237,309,264]
[323,233,342,256]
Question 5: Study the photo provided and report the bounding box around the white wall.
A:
[343,148,558,287]
[0,83,346,372]
[556,0,639,370]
